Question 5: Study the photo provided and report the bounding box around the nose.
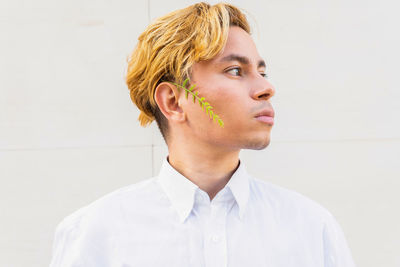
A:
[253,78,275,101]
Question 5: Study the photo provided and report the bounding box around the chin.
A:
[243,137,271,150]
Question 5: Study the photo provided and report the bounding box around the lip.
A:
[254,109,275,125]
[255,109,275,118]
[255,115,274,125]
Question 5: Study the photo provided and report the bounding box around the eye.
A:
[226,67,242,76]
[260,73,269,79]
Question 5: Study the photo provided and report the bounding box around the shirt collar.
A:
[157,156,250,223]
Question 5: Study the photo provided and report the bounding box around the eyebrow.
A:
[218,53,266,68]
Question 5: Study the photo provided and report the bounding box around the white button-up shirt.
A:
[50,157,356,267]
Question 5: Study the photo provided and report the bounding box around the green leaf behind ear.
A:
[193,91,199,103]
[199,97,205,109]
[205,105,213,116]
[188,84,196,92]
[217,116,224,127]
[182,78,189,88]
[209,110,214,120]
[167,79,224,128]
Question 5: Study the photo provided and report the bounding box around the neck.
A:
[167,143,240,201]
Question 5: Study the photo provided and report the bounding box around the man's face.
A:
[179,26,276,150]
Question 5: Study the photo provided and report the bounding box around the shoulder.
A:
[55,176,159,234]
[248,176,334,223]
[247,177,356,266]
[50,177,160,266]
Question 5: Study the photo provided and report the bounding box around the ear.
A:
[154,82,186,123]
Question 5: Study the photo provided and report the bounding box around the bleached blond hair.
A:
[125,2,250,142]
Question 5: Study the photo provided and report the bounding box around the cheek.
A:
[212,86,247,112]
[203,89,249,131]
[186,78,249,128]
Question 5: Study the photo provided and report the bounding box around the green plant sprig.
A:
[170,78,224,128]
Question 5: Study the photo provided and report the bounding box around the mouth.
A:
[254,109,275,125]
[255,115,274,125]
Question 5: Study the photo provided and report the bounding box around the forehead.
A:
[209,26,263,65]
[191,26,265,75]
[224,26,256,52]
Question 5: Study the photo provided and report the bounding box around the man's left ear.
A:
[153,82,186,124]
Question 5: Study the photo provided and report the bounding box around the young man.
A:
[50,2,356,267]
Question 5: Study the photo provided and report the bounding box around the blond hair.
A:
[125,2,250,141]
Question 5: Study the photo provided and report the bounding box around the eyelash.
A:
[226,67,269,79]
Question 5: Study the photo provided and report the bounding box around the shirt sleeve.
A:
[49,219,84,267]
[323,213,356,267]
[49,203,116,267]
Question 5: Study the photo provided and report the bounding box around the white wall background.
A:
[1,0,399,266]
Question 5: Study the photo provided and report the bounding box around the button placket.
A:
[204,203,228,267]
[211,235,220,243]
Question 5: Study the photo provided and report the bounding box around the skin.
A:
[154,26,276,201]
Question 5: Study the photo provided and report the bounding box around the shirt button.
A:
[211,235,220,243]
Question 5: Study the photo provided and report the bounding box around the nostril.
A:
[258,93,270,99]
